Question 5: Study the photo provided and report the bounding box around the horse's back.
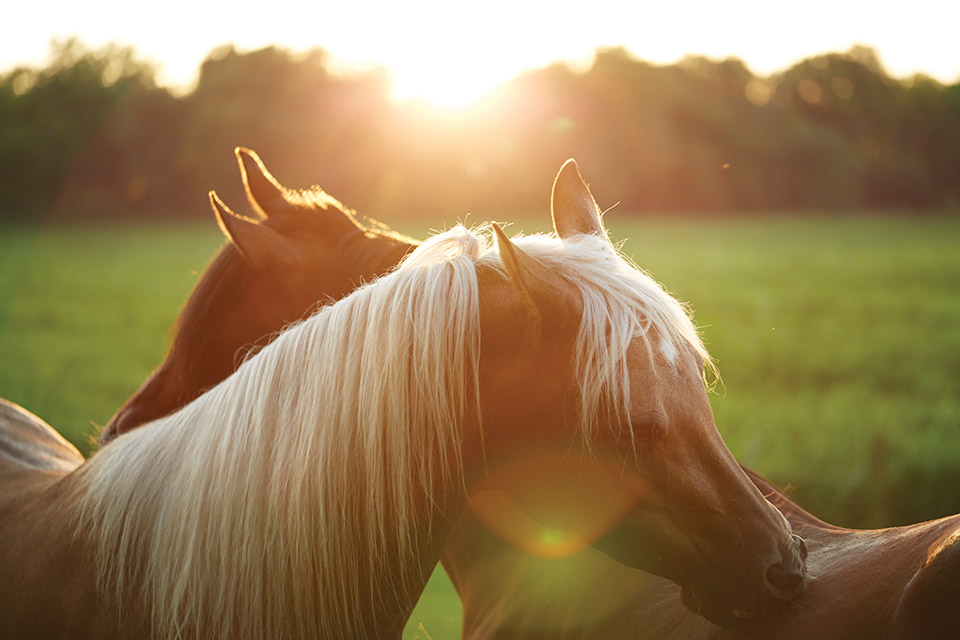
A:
[0,398,83,474]
[891,519,960,639]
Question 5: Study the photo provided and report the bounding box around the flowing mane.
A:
[495,232,713,437]
[75,224,710,639]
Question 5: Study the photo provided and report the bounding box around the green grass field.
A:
[2,214,959,638]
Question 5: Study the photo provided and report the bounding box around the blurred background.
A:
[1,2,959,636]
[2,41,959,220]
[3,0,959,220]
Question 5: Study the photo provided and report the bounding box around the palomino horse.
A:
[0,160,804,639]
[88,151,951,636]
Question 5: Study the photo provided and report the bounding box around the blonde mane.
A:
[76,224,709,639]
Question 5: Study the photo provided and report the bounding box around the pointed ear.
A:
[491,223,579,334]
[551,159,606,238]
[235,147,294,219]
[492,222,539,318]
[235,146,363,237]
[210,191,298,270]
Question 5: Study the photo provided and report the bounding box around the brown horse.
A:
[93,151,954,636]
[100,148,415,444]
[441,468,960,638]
[0,159,804,639]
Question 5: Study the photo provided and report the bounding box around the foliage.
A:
[0,40,163,216]
[1,42,959,220]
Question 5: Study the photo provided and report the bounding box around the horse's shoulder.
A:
[891,524,960,639]
[0,399,84,473]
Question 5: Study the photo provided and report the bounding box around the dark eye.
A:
[633,412,668,444]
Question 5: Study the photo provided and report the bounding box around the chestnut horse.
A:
[92,151,954,636]
[100,148,415,443]
[442,469,960,638]
[0,160,804,639]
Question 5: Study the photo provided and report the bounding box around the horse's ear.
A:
[492,222,539,317]
[551,159,606,239]
[235,147,294,219]
[491,223,578,332]
[235,146,363,236]
[210,191,298,270]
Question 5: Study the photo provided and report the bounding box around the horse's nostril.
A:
[766,561,805,599]
[793,534,808,561]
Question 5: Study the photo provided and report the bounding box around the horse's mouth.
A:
[680,586,753,627]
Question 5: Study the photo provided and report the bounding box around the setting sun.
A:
[387,58,507,107]
[321,11,586,108]
[5,0,958,98]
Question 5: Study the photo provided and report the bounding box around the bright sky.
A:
[5,0,959,106]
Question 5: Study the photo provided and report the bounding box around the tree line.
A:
[2,40,958,221]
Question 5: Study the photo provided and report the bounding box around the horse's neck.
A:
[0,401,150,637]
[739,464,842,533]
[0,463,148,639]
[807,514,960,564]
[443,500,662,639]
[338,232,415,288]
[761,515,960,638]
[368,500,467,635]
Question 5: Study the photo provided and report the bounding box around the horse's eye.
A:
[633,413,668,444]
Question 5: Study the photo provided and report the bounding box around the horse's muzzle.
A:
[764,534,808,601]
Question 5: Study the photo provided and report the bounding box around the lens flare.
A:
[469,490,589,558]
[469,450,646,558]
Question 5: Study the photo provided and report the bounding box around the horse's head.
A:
[474,160,807,626]
[99,149,414,444]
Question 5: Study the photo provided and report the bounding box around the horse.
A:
[99,147,415,444]
[0,398,85,472]
[0,159,805,639]
[85,150,954,636]
[442,467,960,639]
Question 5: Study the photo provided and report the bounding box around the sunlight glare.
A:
[471,450,644,558]
[386,58,508,108]
[469,490,590,558]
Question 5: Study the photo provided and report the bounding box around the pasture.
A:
[1,214,959,638]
